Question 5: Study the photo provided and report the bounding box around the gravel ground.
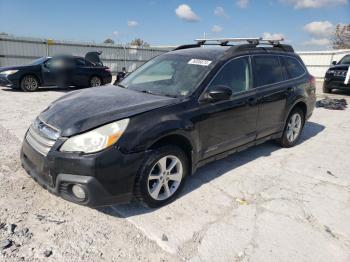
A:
[0,83,349,262]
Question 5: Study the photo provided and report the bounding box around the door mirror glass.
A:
[332,61,337,65]
[207,85,232,101]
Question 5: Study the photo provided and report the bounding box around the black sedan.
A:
[323,54,350,93]
[0,52,112,91]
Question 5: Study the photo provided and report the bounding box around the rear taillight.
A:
[105,68,111,72]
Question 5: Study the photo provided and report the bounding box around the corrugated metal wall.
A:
[298,50,350,80]
[0,35,168,73]
[1,35,349,78]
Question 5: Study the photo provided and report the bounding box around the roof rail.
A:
[195,37,262,45]
[172,43,201,51]
[172,37,292,53]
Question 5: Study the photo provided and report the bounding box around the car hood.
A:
[39,85,178,137]
[0,65,31,72]
[329,64,350,71]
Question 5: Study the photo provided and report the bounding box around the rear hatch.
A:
[85,51,103,66]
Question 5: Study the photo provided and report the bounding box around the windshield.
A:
[120,54,214,97]
[339,55,350,65]
[28,57,49,65]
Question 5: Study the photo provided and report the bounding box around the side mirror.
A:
[206,85,232,101]
[332,61,337,65]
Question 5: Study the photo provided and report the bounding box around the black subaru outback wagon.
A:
[20,38,316,208]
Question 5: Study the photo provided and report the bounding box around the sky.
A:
[0,0,349,50]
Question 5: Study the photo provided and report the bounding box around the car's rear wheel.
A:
[89,76,102,87]
[134,145,188,208]
[21,75,39,92]
[277,108,305,148]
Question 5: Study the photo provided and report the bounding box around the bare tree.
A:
[129,38,150,47]
[103,38,115,44]
[332,24,350,49]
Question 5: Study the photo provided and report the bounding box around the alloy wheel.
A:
[23,76,38,91]
[90,76,102,87]
[286,113,302,142]
[147,155,183,201]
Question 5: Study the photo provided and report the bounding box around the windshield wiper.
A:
[139,89,178,98]
[117,84,127,88]
[140,90,154,95]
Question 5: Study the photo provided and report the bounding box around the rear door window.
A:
[283,57,305,79]
[74,58,86,66]
[253,55,284,87]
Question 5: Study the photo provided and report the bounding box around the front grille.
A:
[25,120,59,156]
[334,70,347,77]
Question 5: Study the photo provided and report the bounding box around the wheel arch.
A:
[286,99,308,122]
[148,134,194,175]
[20,73,42,86]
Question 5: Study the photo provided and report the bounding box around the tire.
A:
[323,85,331,94]
[20,75,39,92]
[89,76,102,87]
[277,108,305,148]
[134,145,189,208]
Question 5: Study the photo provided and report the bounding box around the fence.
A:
[0,35,168,73]
[298,49,350,80]
[1,35,349,79]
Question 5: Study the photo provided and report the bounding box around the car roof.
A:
[50,55,84,60]
[168,45,297,62]
[168,46,230,61]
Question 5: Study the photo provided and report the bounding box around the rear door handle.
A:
[247,97,258,106]
[286,87,294,94]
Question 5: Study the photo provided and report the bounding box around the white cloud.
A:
[303,21,334,37]
[211,25,223,33]
[214,6,229,18]
[262,32,286,40]
[236,0,249,8]
[127,20,139,27]
[112,31,120,37]
[282,0,347,9]
[175,4,200,22]
[303,38,331,46]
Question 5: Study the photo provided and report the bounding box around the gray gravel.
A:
[0,83,350,261]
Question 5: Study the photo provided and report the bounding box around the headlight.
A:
[327,69,335,74]
[0,70,19,76]
[60,119,129,153]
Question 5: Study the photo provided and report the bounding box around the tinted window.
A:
[339,55,350,65]
[253,56,284,86]
[45,58,65,69]
[75,58,86,66]
[209,57,251,93]
[283,57,305,79]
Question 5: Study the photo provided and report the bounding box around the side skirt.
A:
[192,132,283,174]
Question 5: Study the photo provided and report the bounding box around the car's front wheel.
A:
[323,85,332,93]
[277,108,305,147]
[21,75,39,92]
[134,145,189,208]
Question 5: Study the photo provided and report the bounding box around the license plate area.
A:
[22,141,54,187]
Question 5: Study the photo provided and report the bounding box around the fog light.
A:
[71,184,86,199]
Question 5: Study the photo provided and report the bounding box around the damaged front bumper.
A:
[20,129,145,207]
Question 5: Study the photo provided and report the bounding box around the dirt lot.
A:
[0,83,350,262]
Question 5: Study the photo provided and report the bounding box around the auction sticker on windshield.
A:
[188,59,212,66]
